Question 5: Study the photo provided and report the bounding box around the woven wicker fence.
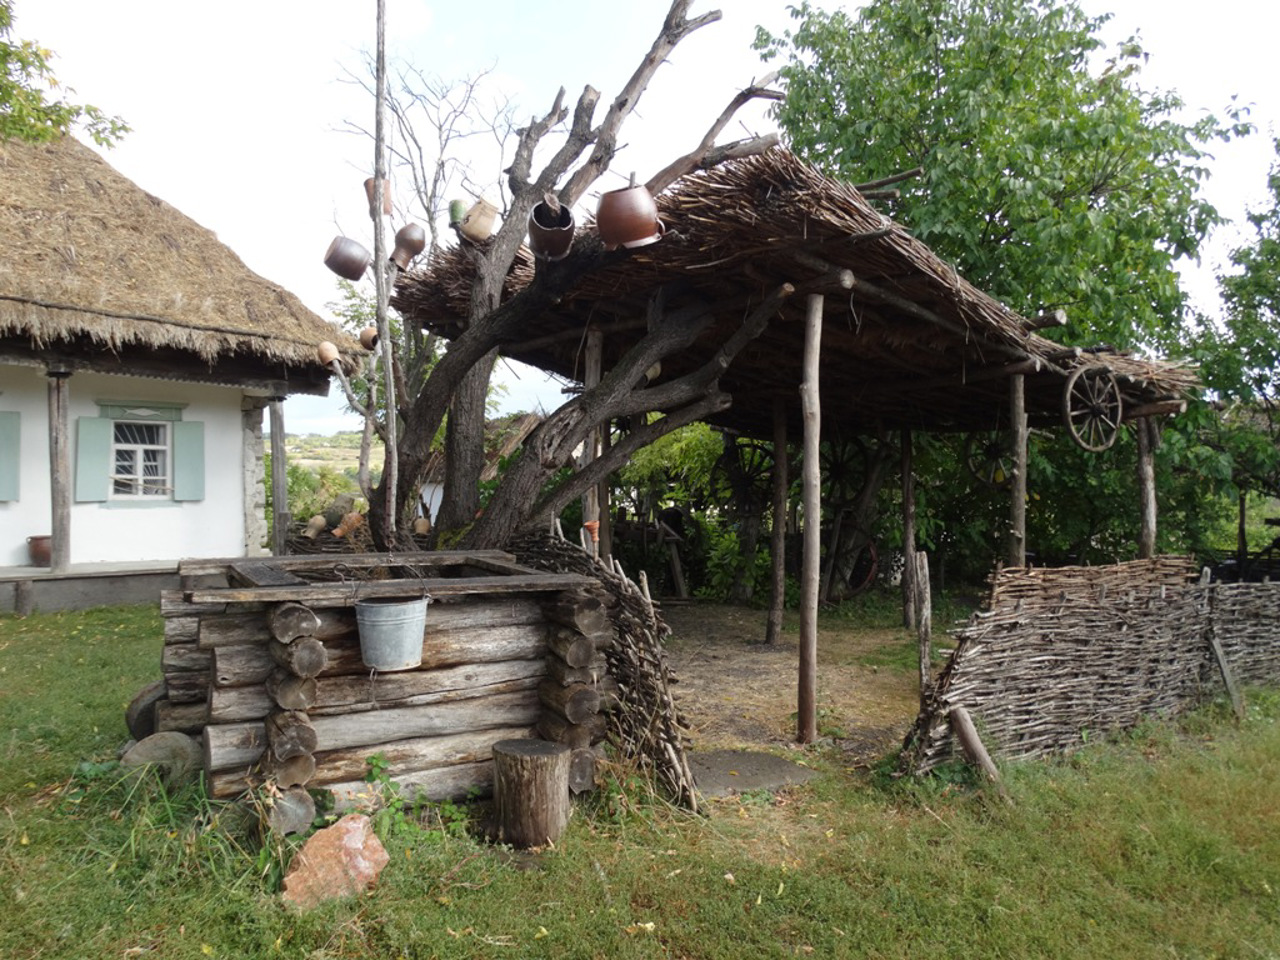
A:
[901,557,1280,775]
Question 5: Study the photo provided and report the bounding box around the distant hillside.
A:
[287,432,383,474]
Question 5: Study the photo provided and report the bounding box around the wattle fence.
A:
[901,557,1280,775]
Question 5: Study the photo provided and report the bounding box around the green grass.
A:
[2,606,1279,959]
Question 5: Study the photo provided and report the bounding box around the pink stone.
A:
[281,814,390,911]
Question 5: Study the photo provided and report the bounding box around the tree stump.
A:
[492,738,570,849]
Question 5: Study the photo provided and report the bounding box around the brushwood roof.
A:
[0,135,357,395]
[395,148,1197,439]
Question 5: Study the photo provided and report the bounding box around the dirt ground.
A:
[660,601,923,766]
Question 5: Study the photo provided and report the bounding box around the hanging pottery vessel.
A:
[317,341,340,365]
[596,184,664,250]
[448,199,467,227]
[359,326,379,351]
[323,236,372,281]
[390,222,427,269]
[457,199,498,242]
[363,177,392,216]
[527,199,575,261]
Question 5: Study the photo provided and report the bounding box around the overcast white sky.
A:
[13,0,1280,433]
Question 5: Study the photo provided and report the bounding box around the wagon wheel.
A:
[1062,365,1123,452]
[821,436,870,505]
[964,429,1014,488]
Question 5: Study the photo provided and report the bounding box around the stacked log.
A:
[535,590,615,795]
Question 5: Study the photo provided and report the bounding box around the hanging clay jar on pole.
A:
[458,199,498,242]
[528,193,575,261]
[390,222,426,269]
[595,183,664,251]
[364,177,392,217]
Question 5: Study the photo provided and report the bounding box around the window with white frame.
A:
[111,420,171,498]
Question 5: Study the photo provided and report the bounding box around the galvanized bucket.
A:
[355,597,429,672]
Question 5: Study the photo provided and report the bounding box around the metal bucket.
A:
[355,597,428,672]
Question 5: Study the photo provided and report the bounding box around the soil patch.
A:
[660,602,923,765]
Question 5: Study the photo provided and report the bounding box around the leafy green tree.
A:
[0,1,126,144]
[756,0,1247,351]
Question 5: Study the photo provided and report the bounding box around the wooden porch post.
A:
[269,397,290,557]
[47,367,72,573]
[1136,418,1157,559]
[766,396,788,645]
[901,427,917,629]
[799,294,823,744]
[581,327,603,555]
[1006,373,1027,568]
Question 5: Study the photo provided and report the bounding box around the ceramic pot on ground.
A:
[458,199,498,242]
[27,535,51,567]
[390,222,426,269]
[324,236,372,281]
[595,184,665,250]
[527,200,575,261]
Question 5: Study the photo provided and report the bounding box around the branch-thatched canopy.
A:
[0,136,356,396]
[396,149,1195,439]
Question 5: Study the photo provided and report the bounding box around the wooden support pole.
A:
[915,551,932,713]
[598,419,613,560]
[47,368,71,573]
[1006,373,1027,568]
[492,738,571,849]
[798,294,823,744]
[766,396,788,645]
[269,397,290,556]
[1136,418,1157,560]
[581,327,603,552]
[949,705,1010,803]
[901,427,917,630]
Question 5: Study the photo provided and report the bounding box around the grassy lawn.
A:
[2,604,1278,959]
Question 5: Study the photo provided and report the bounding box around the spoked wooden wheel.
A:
[964,429,1014,488]
[1062,365,1122,452]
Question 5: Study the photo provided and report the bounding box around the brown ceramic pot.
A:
[27,535,51,567]
[390,223,426,269]
[527,200,575,261]
[317,341,340,365]
[363,177,392,216]
[359,326,379,351]
[324,236,372,281]
[595,184,664,250]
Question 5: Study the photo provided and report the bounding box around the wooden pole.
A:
[492,738,571,848]
[901,427,916,629]
[47,368,71,573]
[915,550,932,713]
[269,397,290,556]
[1006,373,1027,568]
[798,294,823,744]
[1136,418,1157,559]
[373,0,398,542]
[766,396,788,645]
[581,327,603,552]
[598,419,612,560]
[949,705,1011,803]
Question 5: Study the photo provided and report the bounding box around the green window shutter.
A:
[75,416,112,502]
[172,420,205,502]
[0,411,19,501]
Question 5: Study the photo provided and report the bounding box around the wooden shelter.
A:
[394,147,1197,742]
[0,135,357,583]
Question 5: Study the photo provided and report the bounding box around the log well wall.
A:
[902,557,1280,774]
[153,555,614,807]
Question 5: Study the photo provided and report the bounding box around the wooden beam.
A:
[1006,373,1028,568]
[47,368,71,573]
[1124,399,1187,421]
[1136,418,1157,559]
[766,396,788,645]
[269,398,290,556]
[901,428,917,630]
[798,294,823,744]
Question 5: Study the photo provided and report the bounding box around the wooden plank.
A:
[186,572,595,606]
[197,612,272,649]
[1207,630,1246,722]
[307,690,540,752]
[178,549,519,578]
[230,560,308,588]
[327,760,495,810]
[161,643,211,674]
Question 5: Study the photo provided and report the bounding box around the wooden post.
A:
[901,427,917,629]
[766,396,788,645]
[492,738,571,848]
[1006,373,1027,568]
[269,397,290,556]
[949,706,1010,803]
[581,328,603,550]
[915,550,932,713]
[798,294,823,744]
[598,419,613,559]
[47,367,72,573]
[1136,418,1157,559]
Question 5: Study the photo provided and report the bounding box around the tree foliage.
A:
[756,0,1247,350]
[0,1,126,145]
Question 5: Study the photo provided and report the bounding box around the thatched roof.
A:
[0,135,357,395]
[395,149,1196,439]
